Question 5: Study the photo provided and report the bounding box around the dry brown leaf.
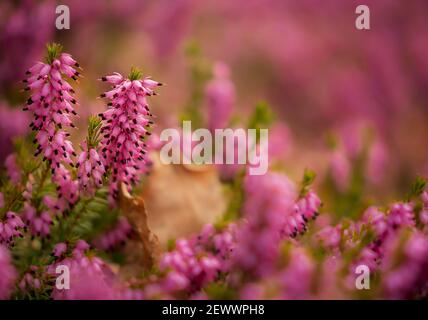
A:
[141,152,226,247]
[119,183,161,273]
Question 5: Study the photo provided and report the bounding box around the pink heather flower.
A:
[159,238,221,294]
[234,173,298,277]
[77,141,105,195]
[422,191,428,208]
[316,225,341,249]
[382,232,428,299]
[279,247,315,299]
[341,221,367,251]
[51,164,79,205]
[22,203,52,238]
[49,258,117,300]
[4,153,21,184]
[24,44,79,203]
[240,248,315,300]
[23,44,79,204]
[0,211,25,247]
[0,245,17,299]
[387,203,415,230]
[205,62,235,132]
[53,242,67,258]
[47,241,118,300]
[346,245,380,291]
[420,210,428,227]
[93,216,132,251]
[18,266,42,293]
[362,206,388,238]
[294,190,322,222]
[211,224,237,272]
[151,223,235,297]
[98,69,161,203]
[315,256,345,299]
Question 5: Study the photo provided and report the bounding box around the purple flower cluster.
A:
[98,70,161,203]
[0,245,17,299]
[23,44,80,206]
[382,231,428,299]
[146,223,236,298]
[234,173,319,277]
[77,141,105,195]
[47,240,117,300]
[0,211,25,247]
[93,217,132,251]
[22,203,52,238]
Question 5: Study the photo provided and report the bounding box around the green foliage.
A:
[300,168,316,197]
[204,282,237,300]
[166,238,176,252]
[218,170,246,226]
[406,176,427,202]
[46,43,63,64]
[57,187,116,242]
[247,101,273,144]
[13,136,39,176]
[128,66,143,81]
[87,116,103,148]
[321,132,371,221]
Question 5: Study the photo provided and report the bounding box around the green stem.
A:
[63,197,91,240]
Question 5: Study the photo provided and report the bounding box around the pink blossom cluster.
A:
[18,174,54,239]
[21,203,52,238]
[315,199,426,294]
[98,71,161,203]
[77,141,105,195]
[234,173,320,277]
[51,166,79,207]
[93,216,132,250]
[239,247,315,299]
[145,223,236,298]
[158,241,220,294]
[0,211,25,246]
[382,231,428,299]
[23,46,80,206]
[294,190,322,228]
[18,265,42,293]
[47,240,118,300]
[0,245,17,299]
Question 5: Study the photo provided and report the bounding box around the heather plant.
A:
[1,42,428,301]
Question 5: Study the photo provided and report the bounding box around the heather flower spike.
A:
[98,67,162,203]
[77,116,105,195]
[23,43,80,205]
